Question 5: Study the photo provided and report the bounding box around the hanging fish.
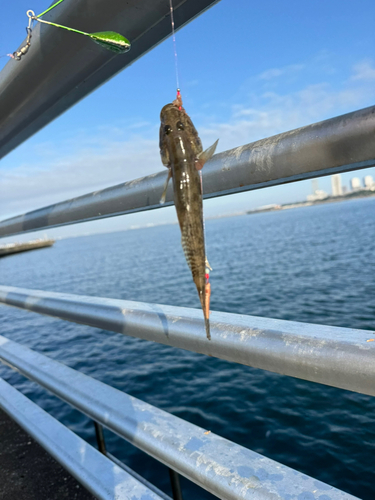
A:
[159,91,218,340]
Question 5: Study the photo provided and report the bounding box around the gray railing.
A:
[0,377,166,500]
[0,335,359,500]
[1,286,374,397]
[0,0,219,160]
[0,105,374,237]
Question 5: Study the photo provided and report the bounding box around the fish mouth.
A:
[160,103,183,120]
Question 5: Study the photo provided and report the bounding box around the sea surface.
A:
[0,197,374,499]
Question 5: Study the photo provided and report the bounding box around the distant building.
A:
[350,177,361,190]
[307,190,328,202]
[364,175,374,188]
[311,179,319,193]
[331,174,342,196]
[247,204,281,214]
[307,179,328,202]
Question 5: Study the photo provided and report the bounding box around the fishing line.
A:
[36,0,65,18]
[169,0,180,91]
[168,1,210,276]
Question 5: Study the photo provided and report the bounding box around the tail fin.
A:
[205,317,211,340]
[199,286,211,340]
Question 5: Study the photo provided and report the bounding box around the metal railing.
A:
[0,335,359,500]
[0,285,374,398]
[0,0,219,160]
[0,377,166,500]
[0,105,374,237]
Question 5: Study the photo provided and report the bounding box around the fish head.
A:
[159,103,203,166]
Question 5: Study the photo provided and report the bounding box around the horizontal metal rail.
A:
[0,336,359,500]
[105,451,173,500]
[0,285,374,397]
[0,378,164,500]
[93,421,173,500]
[0,105,374,238]
[0,0,218,160]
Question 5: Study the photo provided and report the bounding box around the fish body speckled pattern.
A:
[159,98,218,339]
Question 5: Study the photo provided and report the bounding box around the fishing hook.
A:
[9,10,36,61]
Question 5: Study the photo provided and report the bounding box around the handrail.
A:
[0,378,165,500]
[0,0,219,160]
[104,449,173,500]
[0,335,359,500]
[0,285,374,397]
[0,105,374,238]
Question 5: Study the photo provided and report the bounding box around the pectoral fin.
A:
[159,123,170,167]
[160,168,172,205]
[195,139,219,171]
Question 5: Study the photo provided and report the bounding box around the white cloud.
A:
[351,60,375,81]
[0,134,162,216]
[185,79,199,87]
[258,68,284,80]
[199,62,375,152]
[257,64,304,81]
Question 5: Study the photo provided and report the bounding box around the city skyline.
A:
[309,173,375,200]
[331,174,342,197]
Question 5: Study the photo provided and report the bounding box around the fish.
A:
[159,93,218,340]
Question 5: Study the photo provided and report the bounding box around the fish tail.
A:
[204,279,211,340]
[205,316,211,340]
[199,283,211,340]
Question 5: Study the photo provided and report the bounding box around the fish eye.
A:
[176,121,184,131]
[165,125,172,135]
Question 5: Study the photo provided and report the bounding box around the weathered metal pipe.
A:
[0,378,165,500]
[0,336,359,500]
[0,285,374,397]
[0,0,218,160]
[0,105,374,238]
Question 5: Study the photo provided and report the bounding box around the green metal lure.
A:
[30,13,131,54]
[90,31,131,54]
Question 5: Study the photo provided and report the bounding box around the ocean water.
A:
[0,197,374,499]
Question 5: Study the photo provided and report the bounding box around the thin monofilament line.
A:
[169,0,180,90]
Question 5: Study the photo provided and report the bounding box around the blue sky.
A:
[0,0,374,241]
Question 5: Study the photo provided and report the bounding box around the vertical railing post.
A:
[168,468,183,500]
[94,421,107,455]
